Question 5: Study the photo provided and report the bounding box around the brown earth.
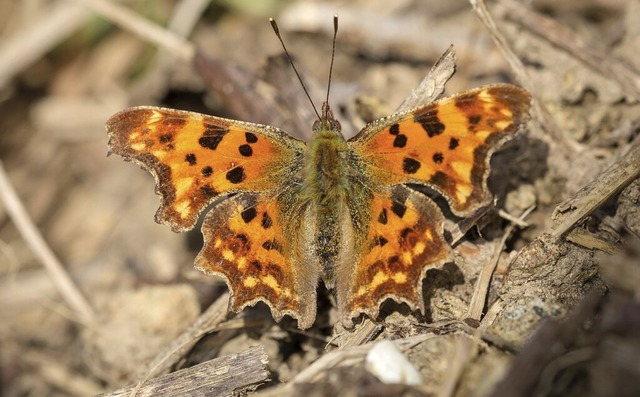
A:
[0,1,638,396]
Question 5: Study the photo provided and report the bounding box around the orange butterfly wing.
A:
[107,107,318,327]
[106,106,305,231]
[195,191,318,329]
[335,186,451,326]
[338,84,531,325]
[351,84,532,216]
[107,83,532,329]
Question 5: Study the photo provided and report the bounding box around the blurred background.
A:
[0,0,638,396]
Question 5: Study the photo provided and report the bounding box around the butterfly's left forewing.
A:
[350,84,531,216]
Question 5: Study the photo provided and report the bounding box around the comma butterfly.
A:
[106,18,531,329]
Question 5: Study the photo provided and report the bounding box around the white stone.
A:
[365,340,423,385]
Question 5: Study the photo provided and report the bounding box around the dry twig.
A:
[132,292,231,384]
[551,142,640,239]
[396,45,456,112]
[100,345,269,397]
[470,0,581,154]
[0,2,89,89]
[73,0,195,61]
[466,205,535,322]
[0,160,95,324]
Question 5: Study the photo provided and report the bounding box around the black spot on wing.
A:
[391,201,407,218]
[415,109,445,137]
[201,166,213,177]
[402,158,421,174]
[245,132,258,143]
[433,152,444,164]
[249,260,262,272]
[185,153,197,165]
[226,167,246,184]
[241,207,257,223]
[393,135,407,148]
[238,144,253,157]
[199,185,217,198]
[449,138,459,150]
[373,236,388,247]
[199,135,224,150]
[387,256,403,272]
[229,233,250,254]
[399,227,419,247]
[378,208,388,224]
[400,228,413,239]
[261,213,272,229]
[199,124,228,150]
[429,171,456,192]
[469,115,482,125]
[261,240,283,253]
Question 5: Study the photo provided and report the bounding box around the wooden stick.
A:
[99,345,269,397]
[133,292,231,383]
[73,0,195,61]
[551,142,640,239]
[0,160,95,324]
[470,0,582,154]
[501,0,640,99]
[0,3,89,89]
[466,205,535,321]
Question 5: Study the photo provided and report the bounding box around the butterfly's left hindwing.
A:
[335,185,451,326]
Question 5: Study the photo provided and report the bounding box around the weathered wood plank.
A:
[98,345,269,397]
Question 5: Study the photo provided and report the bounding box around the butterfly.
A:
[106,19,531,329]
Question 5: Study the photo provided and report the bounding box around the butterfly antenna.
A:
[325,15,338,110]
[270,18,321,121]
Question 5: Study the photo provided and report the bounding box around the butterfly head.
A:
[313,101,342,134]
